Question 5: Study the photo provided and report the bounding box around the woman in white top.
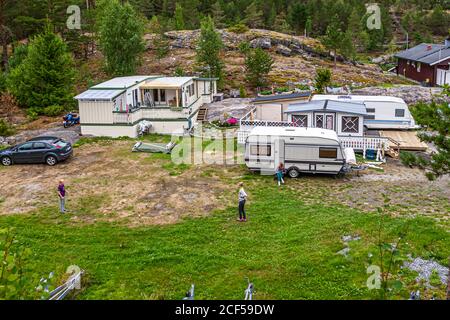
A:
[238,182,248,222]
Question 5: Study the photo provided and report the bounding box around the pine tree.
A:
[407,101,450,180]
[211,1,226,29]
[196,16,224,88]
[174,3,185,30]
[274,12,290,34]
[340,30,356,61]
[243,1,264,29]
[288,2,307,35]
[97,0,145,75]
[314,68,332,93]
[322,15,343,67]
[266,3,277,30]
[244,47,274,88]
[149,16,169,60]
[6,23,75,111]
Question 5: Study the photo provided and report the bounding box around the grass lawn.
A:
[1,171,448,300]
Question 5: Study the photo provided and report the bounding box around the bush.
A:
[42,105,66,116]
[239,85,247,98]
[0,119,15,137]
[228,23,249,34]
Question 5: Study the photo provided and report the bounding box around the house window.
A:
[342,116,359,133]
[319,148,337,159]
[395,109,405,117]
[159,89,166,102]
[366,108,375,113]
[292,115,308,127]
[250,145,271,156]
[364,115,376,120]
[189,83,195,97]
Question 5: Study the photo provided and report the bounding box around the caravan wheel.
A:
[287,167,300,179]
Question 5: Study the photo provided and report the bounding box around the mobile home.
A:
[74,75,218,137]
[244,126,349,177]
[311,95,416,130]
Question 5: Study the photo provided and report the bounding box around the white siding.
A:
[79,101,114,124]
[81,125,139,138]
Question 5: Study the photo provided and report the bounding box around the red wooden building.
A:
[395,39,450,86]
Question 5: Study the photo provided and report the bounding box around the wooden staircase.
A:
[196,106,208,122]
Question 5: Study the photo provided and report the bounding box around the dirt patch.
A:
[0,141,237,226]
[288,159,450,228]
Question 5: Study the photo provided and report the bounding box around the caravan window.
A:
[395,109,405,117]
[319,148,337,159]
[250,145,271,156]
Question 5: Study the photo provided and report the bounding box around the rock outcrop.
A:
[352,86,449,104]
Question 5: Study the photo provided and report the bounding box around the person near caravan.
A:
[276,163,285,186]
[238,182,248,222]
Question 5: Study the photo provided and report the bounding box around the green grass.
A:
[1,178,448,300]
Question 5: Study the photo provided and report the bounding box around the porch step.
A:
[197,106,208,122]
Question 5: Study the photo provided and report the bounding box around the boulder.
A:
[276,44,292,57]
[249,37,271,49]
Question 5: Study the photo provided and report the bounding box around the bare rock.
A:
[276,44,292,57]
[250,37,272,49]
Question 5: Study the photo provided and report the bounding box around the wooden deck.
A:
[379,130,428,151]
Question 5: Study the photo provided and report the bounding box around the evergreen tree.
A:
[407,101,450,180]
[288,2,308,35]
[244,47,274,88]
[322,15,343,67]
[196,16,224,88]
[266,3,277,30]
[97,0,145,76]
[174,3,185,30]
[274,12,290,34]
[243,1,264,29]
[340,30,356,61]
[211,1,226,29]
[6,23,75,112]
[149,16,169,60]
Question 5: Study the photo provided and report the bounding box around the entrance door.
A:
[274,139,285,168]
[315,113,335,130]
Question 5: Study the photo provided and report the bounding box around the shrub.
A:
[239,85,247,98]
[228,23,249,34]
[0,119,15,137]
[42,105,66,117]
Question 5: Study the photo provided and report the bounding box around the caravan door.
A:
[274,139,285,168]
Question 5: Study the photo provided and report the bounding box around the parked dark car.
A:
[0,137,73,166]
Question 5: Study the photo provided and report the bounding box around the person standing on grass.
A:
[57,180,66,213]
[276,163,285,186]
[238,182,248,222]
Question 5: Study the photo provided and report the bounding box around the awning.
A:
[140,77,192,89]
[285,100,367,115]
[74,89,125,101]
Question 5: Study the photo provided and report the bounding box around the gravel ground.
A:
[1,124,81,146]
[403,256,449,287]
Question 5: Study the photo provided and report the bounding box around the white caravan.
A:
[311,95,416,130]
[244,126,350,177]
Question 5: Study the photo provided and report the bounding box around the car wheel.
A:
[1,156,12,166]
[46,155,57,166]
[288,167,300,178]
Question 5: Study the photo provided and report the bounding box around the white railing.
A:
[237,130,390,151]
[339,136,390,151]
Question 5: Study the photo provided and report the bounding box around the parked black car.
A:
[0,137,73,166]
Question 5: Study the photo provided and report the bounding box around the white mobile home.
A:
[311,95,416,130]
[74,76,218,137]
[244,126,348,177]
